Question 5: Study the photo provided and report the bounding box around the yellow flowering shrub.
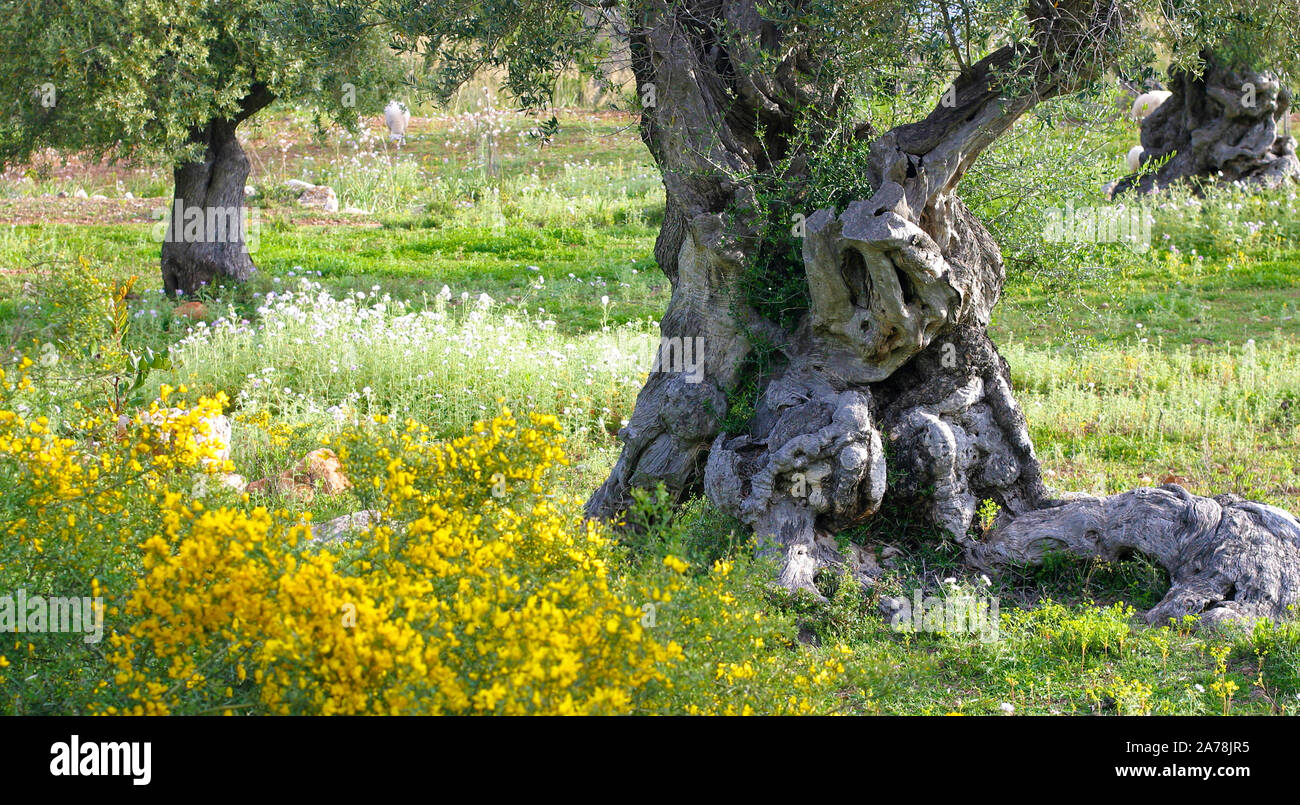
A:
[0,365,232,710]
[0,372,229,572]
[102,410,682,715]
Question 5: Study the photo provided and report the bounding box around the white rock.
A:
[73,188,88,199]
[311,510,382,542]
[283,179,315,192]
[297,185,338,213]
[139,408,230,462]
[200,413,232,465]
[192,472,247,497]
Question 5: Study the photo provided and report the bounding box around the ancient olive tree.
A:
[0,0,401,294]
[1113,7,1300,194]
[400,0,1300,626]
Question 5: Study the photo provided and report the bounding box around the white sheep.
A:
[1131,90,1172,122]
[384,100,411,146]
[1126,144,1145,173]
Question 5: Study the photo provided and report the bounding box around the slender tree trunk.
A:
[1113,52,1300,195]
[161,85,274,295]
[589,1,1300,625]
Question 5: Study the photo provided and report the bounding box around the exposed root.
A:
[969,484,1300,626]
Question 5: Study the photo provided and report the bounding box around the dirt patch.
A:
[0,197,168,226]
[0,196,384,228]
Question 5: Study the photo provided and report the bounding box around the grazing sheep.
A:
[1126,144,1145,173]
[1131,90,1172,122]
[384,100,411,146]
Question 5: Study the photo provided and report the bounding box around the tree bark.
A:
[584,0,803,516]
[589,1,1300,623]
[1113,53,1300,196]
[968,486,1300,627]
[160,85,274,295]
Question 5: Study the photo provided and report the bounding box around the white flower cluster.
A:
[167,276,660,438]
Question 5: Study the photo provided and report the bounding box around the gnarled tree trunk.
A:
[161,85,274,295]
[1113,53,1299,196]
[587,0,1300,625]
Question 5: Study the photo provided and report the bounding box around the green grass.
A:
[257,224,664,331]
[994,247,1300,349]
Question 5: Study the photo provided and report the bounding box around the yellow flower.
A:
[663,555,690,574]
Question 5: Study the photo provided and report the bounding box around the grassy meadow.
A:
[2,101,1299,715]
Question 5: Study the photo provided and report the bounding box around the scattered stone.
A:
[194,472,247,497]
[297,448,350,494]
[879,545,903,568]
[297,185,338,213]
[311,510,382,542]
[247,448,351,503]
[90,193,108,200]
[244,185,257,197]
[124,191,135,200]
[73,188,88,199]
[202,414,232,466]
[174,301,209,321]
[878,596,908,621]
[281,179,339,212]
[56,190,68,198]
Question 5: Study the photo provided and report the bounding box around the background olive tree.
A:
[0,0,404,294]
[1113,4,1300,193]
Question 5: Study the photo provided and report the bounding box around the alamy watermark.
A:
[1044,202,1152,252]
[649,336,705,384]
[0,588,104,644]
[50,735,151,786]
[151,200,261,252]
